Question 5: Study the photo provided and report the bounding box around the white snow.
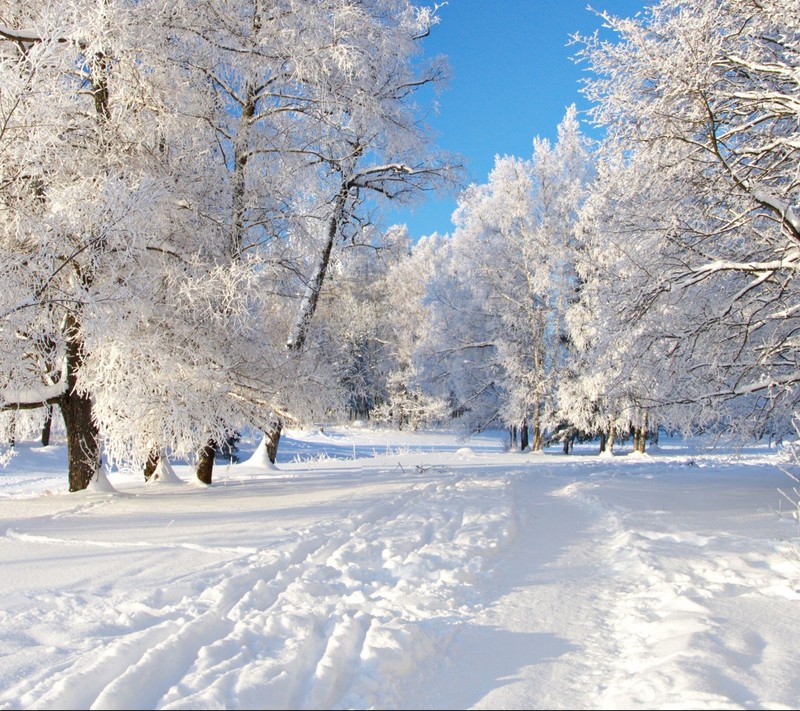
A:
[0,427,798,710]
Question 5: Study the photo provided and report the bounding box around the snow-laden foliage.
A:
[417,107,593,443]
[570,0,800,442]
[0,0,455,488]
[309,224,450,430]
[311,226,412,421]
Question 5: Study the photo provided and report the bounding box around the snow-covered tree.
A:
[307,223,450,431]
[254,0,461,460]
[415,230,507,435]
[0,0,458,489]
[0,0,222,489]
[419,108,592,448]
[371,228,451,430]
[310,225,410,422]
[571,0,800,443]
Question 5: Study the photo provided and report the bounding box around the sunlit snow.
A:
[0,426,798,710]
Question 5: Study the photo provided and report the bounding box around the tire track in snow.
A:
[158,474,515,710]
[12,619,199,711]
[0,470,516,710]
[4,527,258,556]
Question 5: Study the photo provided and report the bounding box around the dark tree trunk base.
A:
[144,448,160,480]
[59,393,101,492]
[196,442,215,485]
[266,419,283,465]
[41,406,53,447]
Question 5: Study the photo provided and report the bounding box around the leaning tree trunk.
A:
[266,190,347,463]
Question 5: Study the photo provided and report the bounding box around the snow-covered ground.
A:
[0,426,798,710]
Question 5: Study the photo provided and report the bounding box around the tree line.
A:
[1,0,797,489]
[314,0,800,455]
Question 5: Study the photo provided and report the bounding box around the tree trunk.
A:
[59,391,101,492]
[649,419,659,446]
[531,406,543,452]
[532,422,543,452]
[268,193,347,465]
[286,192,345,353]
[520,421,529,451]
[607,425,615,453]
[265,418,283,465]
[41,405,53,447]
[638,415,648,454]
[144,447,159,481]
[599,430,607,454]
[8,411,15,448]
[59,321,101,492]
[229,83,257,259]
[195,441,215,485]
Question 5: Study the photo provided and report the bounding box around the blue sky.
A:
[387,0,648,239]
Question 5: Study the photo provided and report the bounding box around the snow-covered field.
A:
[0,426,798,710]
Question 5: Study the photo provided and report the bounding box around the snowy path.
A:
[0,435,798,709]
[398,464,603,709]
[403,457,800,710]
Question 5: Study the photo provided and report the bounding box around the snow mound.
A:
[149,457,183,484]
[243,437,278,469]
[87,464,117,493]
